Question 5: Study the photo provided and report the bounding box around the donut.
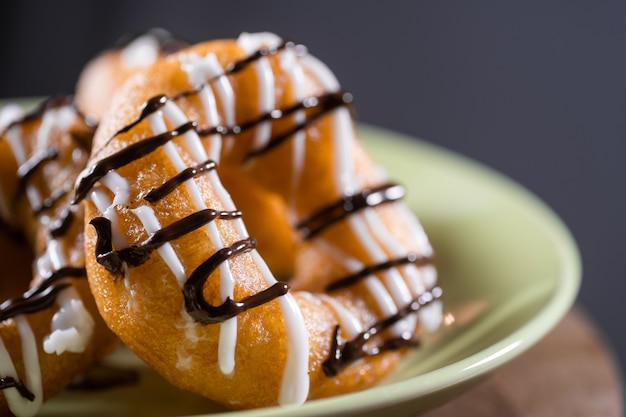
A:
[76,28,188,121]
[74,32,442,409]
[0,97,118,417]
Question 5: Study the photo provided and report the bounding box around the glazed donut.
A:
[74,32,442,409]
[76,28,188,121]
[0,97,118,417]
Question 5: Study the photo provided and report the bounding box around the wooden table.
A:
[422,308,623,417]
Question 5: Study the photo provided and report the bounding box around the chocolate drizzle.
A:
[91,42,293,157]
[322,287,442,376]
[0,377,35,401]
[73,121,198,204]
[111,94,168,139]
[0,94,95,402]
[75,90,352,205]
[226,41,291,75]
[182,238,289,324]
[297,183,406,239]
[0,266,86,322]
[242,92,352,162]
[326,253,434,292]
[144,159,217,203]
[90,209,242,274]
[90,211,288,324]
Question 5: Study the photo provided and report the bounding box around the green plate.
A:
[3,106,579,416]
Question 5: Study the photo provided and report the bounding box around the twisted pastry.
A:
[75,32,442,409]
[0,97,117,417]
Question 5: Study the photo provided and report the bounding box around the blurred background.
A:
[1,0,624,382]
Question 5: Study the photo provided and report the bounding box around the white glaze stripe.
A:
[147,105,239,375]
[236,32,278,152]
[300,50,437,332]
[0,105,97,417]
[280,46,307,206]
[182,40,310,404]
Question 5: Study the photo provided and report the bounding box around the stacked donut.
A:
[0,97,118,417]
[0,30,442,415]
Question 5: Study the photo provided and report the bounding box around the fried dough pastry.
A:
[75,32,442,409]
[0,98,117,417]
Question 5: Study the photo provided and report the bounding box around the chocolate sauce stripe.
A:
[91,217,287,324]
[90,209,242,273]
[93,41,295,157]
[74,91,351,205]
[73,121,197,204]
[322,286,443,376]
[297,183,406,240]
[144,159,217,203]
[243,92,351,162]
[0,266,86,322]
[0,282,71,323]
[0,377,35,401]
[326,253,434,292]
[183,237,289,324]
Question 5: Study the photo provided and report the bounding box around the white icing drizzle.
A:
[0,103,24,131]
[88,187,127,250]
[317,294,363,339]
[0,103,98,416]
[237,32,278,152]
[131,206,187,285]
[299,54,356,196]
[6,316,43,417]
[180,45,310,403]
[298,47,439,336]
[100,170,130,206]
[5,123,27,165]
[4,120,43,217]
[250,250,310,405]
[43,288,95,355]
[121,33,160,68]
[35,107,75,151]
[182,53,223,162]
[278,42,307,207]
[183,52,236,154]
[146,105,240,375]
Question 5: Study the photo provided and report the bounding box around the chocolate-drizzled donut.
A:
[75,32,442,409]
[0,98,118,417]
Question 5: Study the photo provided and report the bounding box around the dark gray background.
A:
[2,0,624,383]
